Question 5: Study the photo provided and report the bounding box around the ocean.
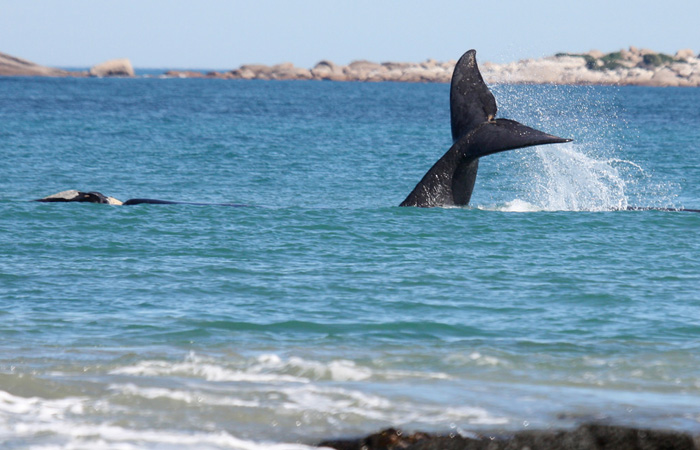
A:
[1,76,699,449]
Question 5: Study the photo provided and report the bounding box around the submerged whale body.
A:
[34,189,247,207]
[400,50,572,208]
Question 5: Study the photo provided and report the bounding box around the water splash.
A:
[477,143,642,212]
[481,85,679,212]
[526,143,630,211]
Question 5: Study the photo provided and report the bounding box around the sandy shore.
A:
[318,424,700,449]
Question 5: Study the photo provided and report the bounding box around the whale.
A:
[34,189,247,207]
[32,49,699,212]
[400,49,572,207]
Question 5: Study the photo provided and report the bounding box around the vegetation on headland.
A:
[557,49,686,71]
[556,52,624,71]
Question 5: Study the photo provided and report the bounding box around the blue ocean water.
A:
[1,76,700,449]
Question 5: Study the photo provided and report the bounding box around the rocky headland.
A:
[0,52,134,78]
[170,47,700,87]
[2,47,700,86]
[0,51,79,77]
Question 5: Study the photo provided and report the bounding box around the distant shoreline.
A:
[2,47,699,87]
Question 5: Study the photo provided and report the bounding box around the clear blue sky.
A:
[1,0,698,69]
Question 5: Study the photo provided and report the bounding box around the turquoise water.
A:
[1,77,700,449]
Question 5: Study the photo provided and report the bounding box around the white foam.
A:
[444,351,507,368]
[253,354,372,382]
[277,383,508,426]
[1,353,513,448]
[0,389,87,419]
[105,352,503,426]
[110,353,379,384]
[478,199,542,213]
[529,144,630,211]
[107,383,262,408]
[0,390,324,450]
[110,353,308,384]
[478,143,675,212]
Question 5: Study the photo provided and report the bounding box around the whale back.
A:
[450,49,497,142]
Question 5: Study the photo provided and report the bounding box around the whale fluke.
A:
[400,49,572,208]
[400,119,571,207]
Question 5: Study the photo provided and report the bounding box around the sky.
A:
[1,0,699,70]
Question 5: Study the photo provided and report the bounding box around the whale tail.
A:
[399,119,571,208]
[469,119,571,159]
[400,49,572,208]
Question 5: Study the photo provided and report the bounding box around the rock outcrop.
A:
[89,58,135,77]
[4,47,700,86]
[0,51,134,78]
[0,51,79,77]
[489,47,699,87]
[167,47,700,87]
[318,424,700,450]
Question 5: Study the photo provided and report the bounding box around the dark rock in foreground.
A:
[318,425,700,450]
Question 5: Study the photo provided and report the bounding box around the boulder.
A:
[311,60,346,81]
[421,59,438,69]
[671,63,693,78]
[89,58,134,77]
[621,67,655,85]
[347,60,384,72]
[312,60,341,74]
[381,61,413,71]
[271,65,312,80]
[675,49,695,60]
[271,62,295,71]
[648,67,681,87]
[205,71,236,79]
[234,64,272,79]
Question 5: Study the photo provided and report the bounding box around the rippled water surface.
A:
[1,77,700,449]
